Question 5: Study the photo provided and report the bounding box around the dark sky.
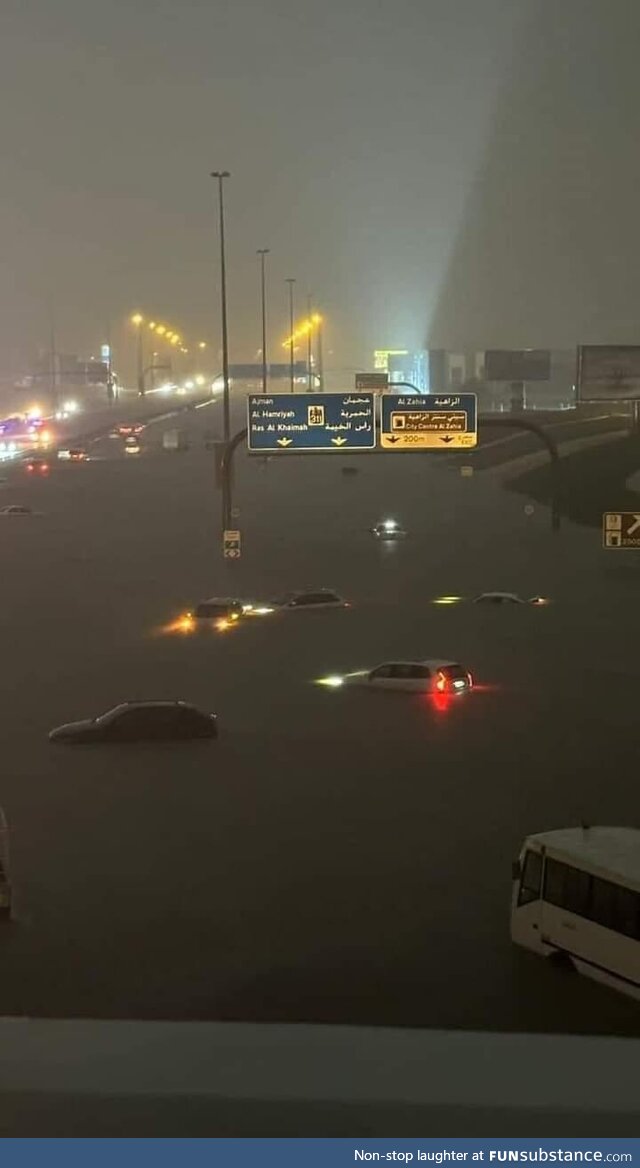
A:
[0,0,524,377]
[429,0,640,352]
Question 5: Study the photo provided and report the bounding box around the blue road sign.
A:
[380,392,477,449]
[247,393,376,453]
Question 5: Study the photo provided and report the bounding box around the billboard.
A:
[485,349,551,382]
[577,345,640,401]
[355,372,388,392]
[373,349,408,371]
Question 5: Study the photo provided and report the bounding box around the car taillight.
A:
[467,672,473,687]
[435,671,447,693]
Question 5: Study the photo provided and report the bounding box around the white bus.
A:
[511,826,640,1000]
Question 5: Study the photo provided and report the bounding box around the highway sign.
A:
[355,372,388,392]
[485,350,551,382]
[602,512,640,548]
[247,393,376,453]
[380,393,477,450]
[578,346,640,402]
[223,529,241,559]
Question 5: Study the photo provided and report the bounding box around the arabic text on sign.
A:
[391,411,467,433]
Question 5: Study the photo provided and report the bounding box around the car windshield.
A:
[4,1,640,1095]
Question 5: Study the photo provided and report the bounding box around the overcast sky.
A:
[0,0,526,377]
[4,0,639,379]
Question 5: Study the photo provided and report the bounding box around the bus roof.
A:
[527,826,640,888]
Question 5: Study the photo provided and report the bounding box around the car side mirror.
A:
[511,860,521,880]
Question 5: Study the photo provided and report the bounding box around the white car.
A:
[473,592,549,606]
[370,519,408,540]
[318,659,473,693]
[271,589,350,610]
[0,504,40,517]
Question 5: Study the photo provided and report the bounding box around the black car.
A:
[192,597,246,621]
[49,701,218,744]
[25,457,50,474]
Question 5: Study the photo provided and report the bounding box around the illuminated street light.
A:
[131,313,145,394]
[285,278,296,393]
[257,249,270,394]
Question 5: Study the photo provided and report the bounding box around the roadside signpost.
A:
[602,512,640,548]
[247,393,376,453]
[223,530,241,559]
[380,393,477,450]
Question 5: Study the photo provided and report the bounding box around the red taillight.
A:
[467,672,473,688]
[435,670,447,693]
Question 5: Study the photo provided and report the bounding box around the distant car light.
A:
[382,519,398,531]
[433,595,463,605]
[317,675,345,687]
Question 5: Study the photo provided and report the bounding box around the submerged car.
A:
[473,592,549,606]
[0,505,40,516]
[370,519,408,540]
[317,660,473,693]
[49,700,218,744]
[25,457,50,474]
[270,590,349,611]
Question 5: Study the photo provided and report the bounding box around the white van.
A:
[511,826,640,1000]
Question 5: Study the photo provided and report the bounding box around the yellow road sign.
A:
[602,512,640,548]
[380,395,478,450]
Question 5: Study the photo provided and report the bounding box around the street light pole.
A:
[286,278,296,393]
[307,294,313,391]
[257,249,269,394]
[49,307,58,415]
[316,313,324,391]
[211,171,231,444]
[211,169,232,530]
[131,313,145,395]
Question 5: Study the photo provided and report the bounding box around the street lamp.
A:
[285,278,296,393]
[131,312,145,395]
[211,171,231,449]
[257,249,270,393]
[307,295,313,391]
[313,312,324,391]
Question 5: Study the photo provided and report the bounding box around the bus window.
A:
[543,858,590,917]
[591,878,640,941]
[517,849,543,906]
